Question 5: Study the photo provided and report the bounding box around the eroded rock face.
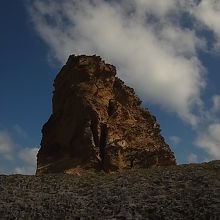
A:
[36,55,176,174]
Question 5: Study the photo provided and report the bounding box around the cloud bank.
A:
[27,0,220,160]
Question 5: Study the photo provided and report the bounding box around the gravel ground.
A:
[0,160,219,220]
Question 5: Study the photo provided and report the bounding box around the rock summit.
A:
[36,55,176,174]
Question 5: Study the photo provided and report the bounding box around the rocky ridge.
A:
[37,55,176,174]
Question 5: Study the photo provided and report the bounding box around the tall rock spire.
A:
[36,55,176,174]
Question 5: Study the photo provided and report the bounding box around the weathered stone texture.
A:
[37,55,176,174]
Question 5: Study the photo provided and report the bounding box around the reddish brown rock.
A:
[36,55,176,174]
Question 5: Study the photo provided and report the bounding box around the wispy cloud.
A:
[195,123,220,160]
[192,0,220,51]
[0,131,14,160]
[211,95,220,114]
[13,124,28,139]
[187,153,198,163]
[14,166,37,175]
[0,129,39,174]
[169,136,181,145]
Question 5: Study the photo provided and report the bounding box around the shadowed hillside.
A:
[0,160,219,219]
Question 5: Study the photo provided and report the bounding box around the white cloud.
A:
[27,0,211,126]
[18,147,39,166]
[0,129,39,175]
[0,131,14,160]
[169,136,181,145]
[195,123,220,160]
[13,147,39,175]
[130,0,177,17]
[192,0,220,50]
[187,153,198,163]
[212,95,220,113]
[198,94,220,124]
[13,147,39,174]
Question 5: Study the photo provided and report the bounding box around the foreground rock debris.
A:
[37,55,176,174]
[0,161,219,219]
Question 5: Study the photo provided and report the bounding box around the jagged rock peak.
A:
[36,55,176,175]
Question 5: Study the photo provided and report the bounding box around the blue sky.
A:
[0,0,220,174]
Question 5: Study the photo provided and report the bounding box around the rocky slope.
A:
[0,160,219,219]
[37,55,176,174]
